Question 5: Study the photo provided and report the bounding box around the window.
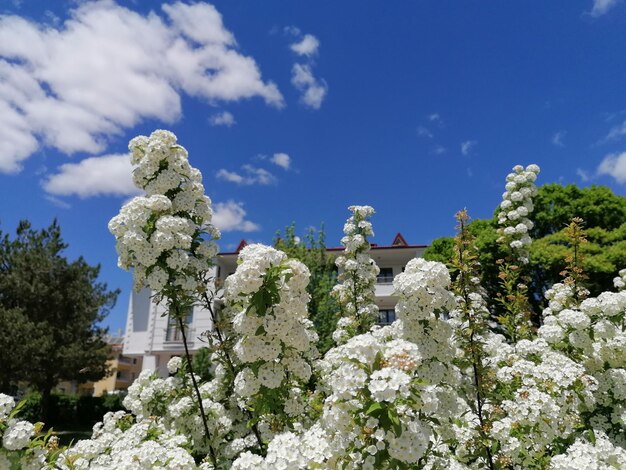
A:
[378,309,396,325]
[165,309,193,342]
[377,267,394,284]
[116,371,132,381]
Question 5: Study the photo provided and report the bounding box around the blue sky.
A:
[2,0,626,333]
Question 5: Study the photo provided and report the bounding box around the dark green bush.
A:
[16,391,126,427]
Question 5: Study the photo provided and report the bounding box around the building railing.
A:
[116,371,134,382]
[117,355,135,365]
[165,327,186,342]
[376,274,394,284]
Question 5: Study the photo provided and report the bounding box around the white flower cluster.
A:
[54,363,247,469]
[2,419,35,451]
[394,259,456,324]
[392,258,465,440]
[167,356,183,375]
[549,430,626,469]
[232,424,333,470]
[235,323,454,469]
[225,244,318,434]
[541,281,589,318]
[108,130,219,294]
[497,164,540,263]
[0,393,48,469]
[540,287,626,442]
[481,336,596,466]
[319,324,458,467]
[614,268,626,291]
[393,259,458,382]
[0,394,14,419]
[234,261,466,469]
[331,206,380,344]
[56,410,198,470]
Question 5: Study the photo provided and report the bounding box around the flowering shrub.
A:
[496,164,540,264]
[539,285,626,445]
[225,244,318,436]
[331,205,380,344]
[108,130,219,297]
[2,132,626,469]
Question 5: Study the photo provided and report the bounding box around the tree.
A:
[0,220,118,420]
[274,224,338,353]
[0,307,40,394]
[424,184,626,317]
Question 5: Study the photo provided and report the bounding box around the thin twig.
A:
[178,315,218,467]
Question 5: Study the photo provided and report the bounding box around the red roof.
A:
[219,233,426,256]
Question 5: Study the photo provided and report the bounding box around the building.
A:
[123,233,426,377]
[56,334,143,396]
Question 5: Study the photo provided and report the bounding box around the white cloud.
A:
[431,145,447,155]
[216,165,276,185]
[212,200,260,232]
[461,140,477,155]
[291,63,327,109]
[283,26,301,36]
[428,113,443,127]
[598,152,626,183]
[290,34,319,57]
[43,153,140,198]
[590,0,621,16]
[270,152,291,170]
[577,168,590,182]
[552,131,566,147]
[604,121,626,142]
[0,1,282,173]
[417,126,433,138]
[216,169,245,184]
[210,111,236,127]
[45,195,71,209]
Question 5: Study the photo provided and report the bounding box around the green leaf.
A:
[246,417,259,429]
[365,402,383,415]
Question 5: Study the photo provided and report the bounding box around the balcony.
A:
[117,355,136,365]
[164,311,193,345]
[376,268,394,284]
[165,327,187,343]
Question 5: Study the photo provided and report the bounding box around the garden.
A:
[1,130,625,469]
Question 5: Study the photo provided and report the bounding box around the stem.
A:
[178,315,218,468]
[201,291,265,455]
[457,216,495,470]
[572,241,579,304]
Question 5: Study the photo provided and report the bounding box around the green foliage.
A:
[18,391,45,423]
[0,307,40,394]
[424,184,626,321]
[274,223,338,353]
[15,391,124,428]
[532,184,626,236]
[0,220,119,420]
[191,348,214,382]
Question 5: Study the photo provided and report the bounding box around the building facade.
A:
[56,334,143,396]
[123,233,426,377]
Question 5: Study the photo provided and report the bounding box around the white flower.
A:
[332,205,380,343]
[167,356,183,374]
[109,130,219,296]
[0,394,15,419]
[497,164,540,263]
[3,419,35,450]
